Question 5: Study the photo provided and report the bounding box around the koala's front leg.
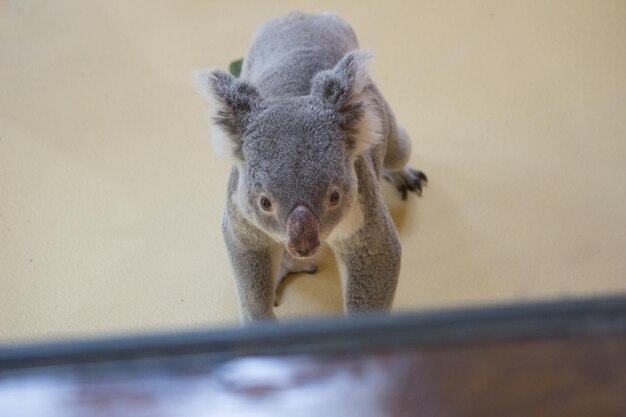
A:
[331,212,401,314]
[222,211,279,323]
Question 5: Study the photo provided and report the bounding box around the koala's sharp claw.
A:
[409,168,428,184]
[407,177,422,191]
[386,166,427,200]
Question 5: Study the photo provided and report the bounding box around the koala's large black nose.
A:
[286,205,320,258]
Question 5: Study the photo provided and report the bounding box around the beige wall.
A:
[1,1,625,342]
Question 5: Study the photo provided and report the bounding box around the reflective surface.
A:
[1,337,625,417]
[1,297,625,416]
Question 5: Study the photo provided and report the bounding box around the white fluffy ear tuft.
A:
[350,100,384,157]
[209,124,238,160]
[193,69,262,161]
[310,50,384,156]
[194,70,236,159]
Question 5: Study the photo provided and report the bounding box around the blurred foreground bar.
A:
[1,295,625,417]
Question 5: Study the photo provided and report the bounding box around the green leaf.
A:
[229,58,243,78]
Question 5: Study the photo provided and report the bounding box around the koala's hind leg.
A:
[274,251,318,306]
[382,114,428,200]
[383,165,428,200]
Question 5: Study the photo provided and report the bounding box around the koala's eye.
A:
[259,196,273,212]
[329,190,341,206]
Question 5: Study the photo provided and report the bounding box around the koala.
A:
[195,11,427,323]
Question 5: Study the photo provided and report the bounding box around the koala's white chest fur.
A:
[326,196,365,244]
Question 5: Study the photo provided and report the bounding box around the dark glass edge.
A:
[1,294,625,371]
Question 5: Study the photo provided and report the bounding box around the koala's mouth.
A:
[285,244,319,259]
[286,205,320,258]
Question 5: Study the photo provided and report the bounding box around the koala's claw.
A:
[384,166,428,200]
[409,168,428,184]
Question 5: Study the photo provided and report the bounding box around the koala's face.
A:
[239,97,357,257]
[196,50,378,258]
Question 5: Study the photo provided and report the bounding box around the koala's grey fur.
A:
[195,11,426,323]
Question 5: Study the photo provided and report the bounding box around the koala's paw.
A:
[383,166,428,200]
[274,261,318,307]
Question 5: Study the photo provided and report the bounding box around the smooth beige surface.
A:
[1,1,625,342]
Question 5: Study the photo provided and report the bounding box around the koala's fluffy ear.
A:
[194,69,262,160]
[310,50,383,156]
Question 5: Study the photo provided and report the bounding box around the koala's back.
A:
[242,12,359,98]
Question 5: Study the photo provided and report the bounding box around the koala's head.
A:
[196,50,381,258]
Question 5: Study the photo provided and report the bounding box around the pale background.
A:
[1,1,625,343]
